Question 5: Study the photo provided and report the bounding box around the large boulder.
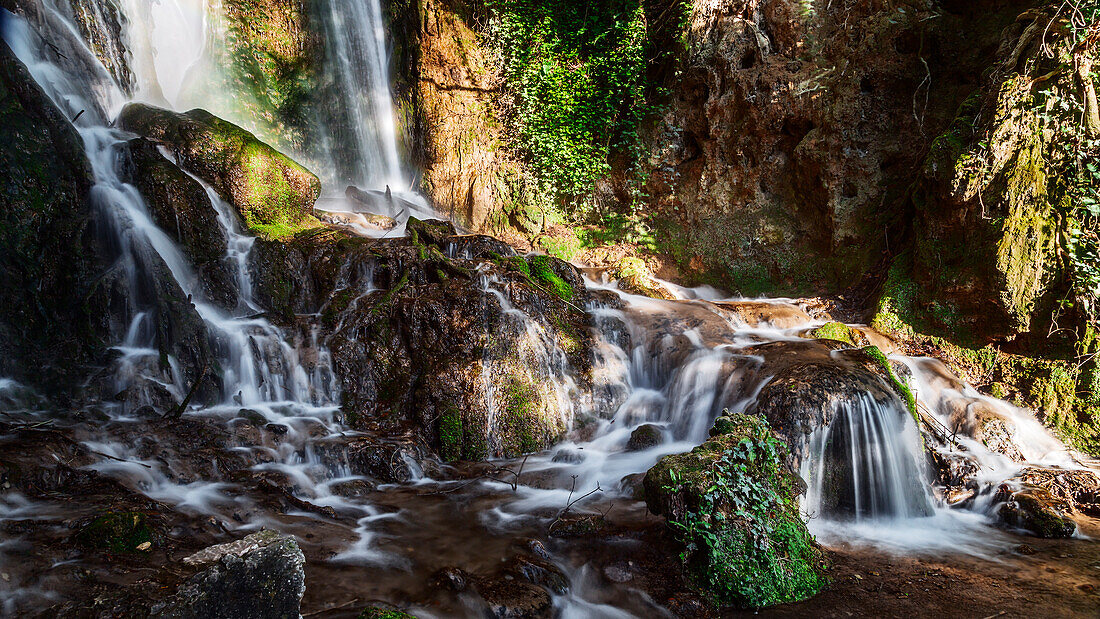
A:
[117,103,321,235]
[123,137,238,310]
[643,413,827,608]
[247,226,598,460]
[150,530,306,619]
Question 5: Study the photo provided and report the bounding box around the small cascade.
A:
[801,392,934,521]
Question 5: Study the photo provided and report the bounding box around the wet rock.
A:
[117,103,321,232]
[806,322,869,347]
[550,448,585,464]
[151,530,305,619]
[0,39,109,398]
[644,413,827,608]
[945,398,1024,461]
[548,513,609,539]
[602,561,634,584]
[996,485,1077,538]
[504,554,569,595]
[123,137,237,310]
[626,424,663,451]
[476,577,553,619]
[1013,467,1100,517]
[614,257,676,300]
[433,566,470,592]
[322,209,397,230]
[742,340,903,468]
[407,216,458,246]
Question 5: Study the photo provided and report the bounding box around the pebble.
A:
[136,541,152,551]
[1016,544,1036,555]
[1,573,9,582]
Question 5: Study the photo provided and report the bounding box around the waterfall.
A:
[116,0,405,193]
[317,0,405,189]
[801,393,935,521]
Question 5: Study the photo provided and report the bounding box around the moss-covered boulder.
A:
[643,413,827,609]
[996,485,1077,539]
[117,103,321,236]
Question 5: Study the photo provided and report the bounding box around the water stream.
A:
[1,1,1097,616]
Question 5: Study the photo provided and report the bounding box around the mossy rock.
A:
[117,103,321,235]
[643,413,827,608]
[808,322,867,347]
[76,511,157,554]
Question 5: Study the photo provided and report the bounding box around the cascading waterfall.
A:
[117,0,405,192]
[801,393,935,521]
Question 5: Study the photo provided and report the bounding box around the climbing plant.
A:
[1037,1,1099,332]
[487,0,659,221]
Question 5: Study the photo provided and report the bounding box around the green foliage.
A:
[528,255,574,300]
[358,608,416,619]
[439,407,464,461]
[489,0,665,218]
[1033,5,1100,339]
[651,414,827,608]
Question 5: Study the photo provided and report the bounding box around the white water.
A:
[118,0,405,192]
[3,0,1099,615]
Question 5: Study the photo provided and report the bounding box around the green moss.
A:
[501,375,541,455]
[809,322,856,345]
[539,233,583,261]
[645,413,828,608]
[76,511,155,554]
[439,406,464,461]
[250,215,323,241]
[528,255,574,301]
[358,607,416,619]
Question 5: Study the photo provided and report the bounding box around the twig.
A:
[165,364,208,420]
[302,598,360,617]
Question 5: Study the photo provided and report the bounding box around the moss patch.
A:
[644,413,828,608]
[810,322,857,346]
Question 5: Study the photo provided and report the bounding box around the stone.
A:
[644,413,827,608]
[996,485,1077,539]
[625,424,663,451]
[117,103,321,234]
[152,530,305,619]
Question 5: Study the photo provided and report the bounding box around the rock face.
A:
[247,224,599,459]
[118,103,321,233]
[123,137,238,310]
[151,530,306,619]
[644,412,827,608]
[0,39,103,397]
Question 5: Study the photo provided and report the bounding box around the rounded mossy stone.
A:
[117,103,321,234]
[645,413,828,609]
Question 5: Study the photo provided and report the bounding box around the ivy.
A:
[1035,2,1100,339]
[488,0,673,223]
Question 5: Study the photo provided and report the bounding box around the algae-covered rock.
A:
[626,423,663,451]
[117,103,321,234]
[614,257,676,300]
[807,322,868,347]
[996,485,1077,539]
[151,530,306,619]
[643,413,827,608]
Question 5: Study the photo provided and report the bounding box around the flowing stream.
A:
[1,1,1097,616]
